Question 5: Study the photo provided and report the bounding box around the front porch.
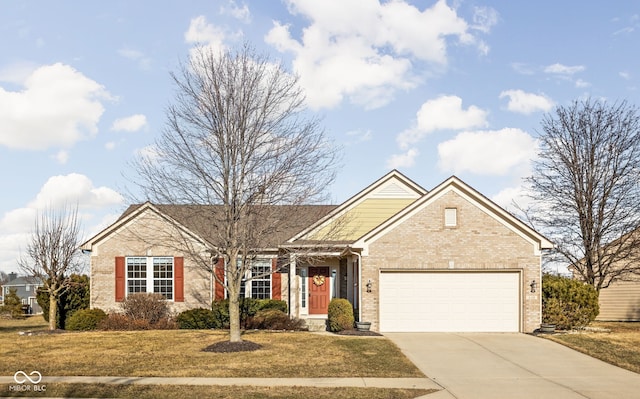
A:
[285,250,362,331]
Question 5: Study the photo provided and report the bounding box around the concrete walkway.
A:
[386,332,640,399]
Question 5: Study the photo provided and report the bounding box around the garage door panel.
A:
[380,272,520,332]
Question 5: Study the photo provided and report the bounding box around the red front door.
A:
[309,266,330,314]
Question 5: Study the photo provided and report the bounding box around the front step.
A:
[304,318,327,332]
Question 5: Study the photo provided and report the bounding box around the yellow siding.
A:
[310,198,416,241]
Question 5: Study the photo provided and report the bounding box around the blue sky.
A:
[0,0,639,274]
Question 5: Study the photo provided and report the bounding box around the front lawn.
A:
[542,322,640,374]
[0,317,423,378]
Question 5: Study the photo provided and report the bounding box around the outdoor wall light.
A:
[530,279,537,293]
[366,279,372,293]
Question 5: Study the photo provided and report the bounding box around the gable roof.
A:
[288,170,427,244]
[81,202,337,251]
[356,175,553,253]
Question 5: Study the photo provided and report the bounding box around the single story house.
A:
[81,170,552,332]
[1,273,43,314]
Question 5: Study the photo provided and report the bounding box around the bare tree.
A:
[19,205,83,330]
[528,98,640,290]
[131,44,338,343]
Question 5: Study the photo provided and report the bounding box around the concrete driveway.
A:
[386,333,640,399]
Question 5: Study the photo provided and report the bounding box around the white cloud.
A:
[575,79,591,88]
[499,90,554,114]
[118,48,152,70]
[110,114,148,132]
[619,71,631,80]
[397,95,488,149]
[492,184,533,213]
[437,128,538,176]
[0,174,124,273]
[0,61,38,84]
[29,173,123,210]
[544,63,585,75]
[105,141,116,150]
[0,63,111,150]
[266,0,490,109]
[386,148,419,169]
[185,15,226,54]
[53,150,69,164]
[220,1,251,23]
[472,6,499,33]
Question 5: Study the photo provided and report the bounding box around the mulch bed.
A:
[202,340,263,353]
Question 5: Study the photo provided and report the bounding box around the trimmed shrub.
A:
[176,308,220,329]
[327,298,354,332]
[66,308,107,331]
[37,274,90,329]
[542,274,599,330]
[245,309,305,330]
[121,293,169,325]
[256,299,287,313]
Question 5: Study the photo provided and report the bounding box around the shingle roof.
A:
[119,203,338,248]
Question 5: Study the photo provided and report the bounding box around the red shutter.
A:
[214,258,225,300]
[174,257,184,302]
[115,257,125,302]
[272,257,281,300]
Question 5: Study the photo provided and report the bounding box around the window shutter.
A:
[271,257,281,300]
[174,257,184,302]
[214,258,225,300]
[115,257,125,302]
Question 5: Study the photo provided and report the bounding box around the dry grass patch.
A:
[0,318,422,378]
[0,384,435,399]
[543,322,640,373]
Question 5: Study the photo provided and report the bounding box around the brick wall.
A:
[89,210,212,313]
[362,190,542,332]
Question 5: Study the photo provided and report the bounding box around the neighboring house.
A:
[597,280,640,321]
[1,273,43,314]
[81,170,553,333]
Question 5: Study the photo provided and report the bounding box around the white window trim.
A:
[125,256,175,301]
[445,208,457,227]
[231,257,273,300]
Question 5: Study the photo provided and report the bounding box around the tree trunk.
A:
[48,291,58,331]
[228,294,242,342]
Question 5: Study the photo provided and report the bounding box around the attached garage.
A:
[379,271,521,332]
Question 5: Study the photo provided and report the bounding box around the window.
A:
[250,260,271,299]
[237,258,272,299]
[126,257,174,300]
[445,208,457,227]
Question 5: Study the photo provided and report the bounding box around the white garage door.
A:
[379,272,520,332]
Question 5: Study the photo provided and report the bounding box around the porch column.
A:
[289,254,298,318]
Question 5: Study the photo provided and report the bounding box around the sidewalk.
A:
[1,375,441,390]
